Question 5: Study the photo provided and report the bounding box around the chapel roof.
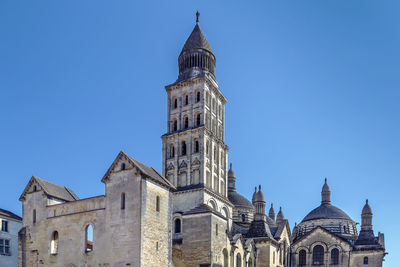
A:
[180,20,213,55]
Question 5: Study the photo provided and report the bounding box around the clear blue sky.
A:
[1,0,399,265]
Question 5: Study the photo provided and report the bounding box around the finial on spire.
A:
[230,163,232,169]
[366,199,368,204]
[254,186,257,192]
[259,185,261,191]
[196,11,200,23]
[325,177,327,183]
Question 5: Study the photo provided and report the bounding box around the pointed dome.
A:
[228,163,235,178]
[321,178,331,204]
[276,207,285,224]
[177,12,216,82]
[253,185,265,202]
[269,203,275,221]
[362,199,373,215]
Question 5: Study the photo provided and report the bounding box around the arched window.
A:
[156,196,160,212]
[241,214,246,222]
[184,116,189,129]
[174,218,181,234]
[214,147,217,162]
[196,113,201,126]
[331,248,339,265]
[194,140,199,153]
[121,193,125,210]
[364,256,368,265]
[173,98,178,109]
[206,141,210,156]
[170,144,175,158]
[85,224,93,252]
[273,252,275,264]
[196,92,201,102]
[313,245,324,265]
[222,249,229,267]
[184,94,189,105]
[299,249,306,265]
[181,141,186,155]
[50,231,58,254]
[248,258,253,267]
[33,209,36,224]
[33,185,37,192]
[173,119,178,131]
[121,163,126,170]
[236,253,242,267]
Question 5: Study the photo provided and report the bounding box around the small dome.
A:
[228,191,254,210]
[253,185,265,203]
[268,203,275,220]
[302,203,353,222]
[362,199,372,215]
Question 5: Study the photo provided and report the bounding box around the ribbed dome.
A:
[228,191,254,210]
[302,203,353,222]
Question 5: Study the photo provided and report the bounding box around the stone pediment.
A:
[167,163,175,170]
[192,158,201,166]
[179,160,187,169]
[293,226,353,249]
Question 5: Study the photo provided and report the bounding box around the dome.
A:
[253,185,265,203]
[228,191,254,210]
[302,203,353,222]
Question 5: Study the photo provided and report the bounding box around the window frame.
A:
[1,220,8,232]
[0,239,10,255]
[312,245,324,265]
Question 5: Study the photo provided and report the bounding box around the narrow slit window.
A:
[33,209,36,224]
[121,193,125,210]
[156,196,160,212]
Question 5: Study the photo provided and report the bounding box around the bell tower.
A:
[162,12,230,212]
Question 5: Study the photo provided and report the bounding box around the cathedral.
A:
[18,13,386,267]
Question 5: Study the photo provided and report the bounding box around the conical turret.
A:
[177,12,216,82]
[228,163,236,192]
[361,199,373,231]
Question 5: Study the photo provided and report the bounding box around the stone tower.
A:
[162,12,230,212]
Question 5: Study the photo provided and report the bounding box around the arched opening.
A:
[173,119,178,131]
[156,196,160,212]
[196,92,201,102]
[184,116,189,129]
[196,113,201,126]
[364,256,368,265]
[209,200,216,210]
[50,231,59,254]
[121,163,126,170]
[236,253,242,267]
[222,249,228,267]
[194,140,199,153]
[299,249,306,266]
[241,214,246,222]
[184,95,189,105]
[313,245,324,265]
[33,185,37,192]
[181,141,186,155]
[173,98,178,109]
[85,224,93,252]
[248,258,253,267]
[121,193,125,210]
[331,248,339,265]
[33,209,36,224]
[174,218,181,234]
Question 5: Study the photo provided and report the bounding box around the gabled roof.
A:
[0,208,22,221]
[102,151,175,190]
[183,204,225,219]
[273,219,291,240]
[19,176,79,202]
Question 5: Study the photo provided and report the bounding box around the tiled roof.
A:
[228,191,254,210]
[35,177,79,201]
[302,203,353,222]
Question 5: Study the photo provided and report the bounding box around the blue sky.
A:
[1,0,399,265]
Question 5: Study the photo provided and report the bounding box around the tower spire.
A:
[196,11,200,23]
